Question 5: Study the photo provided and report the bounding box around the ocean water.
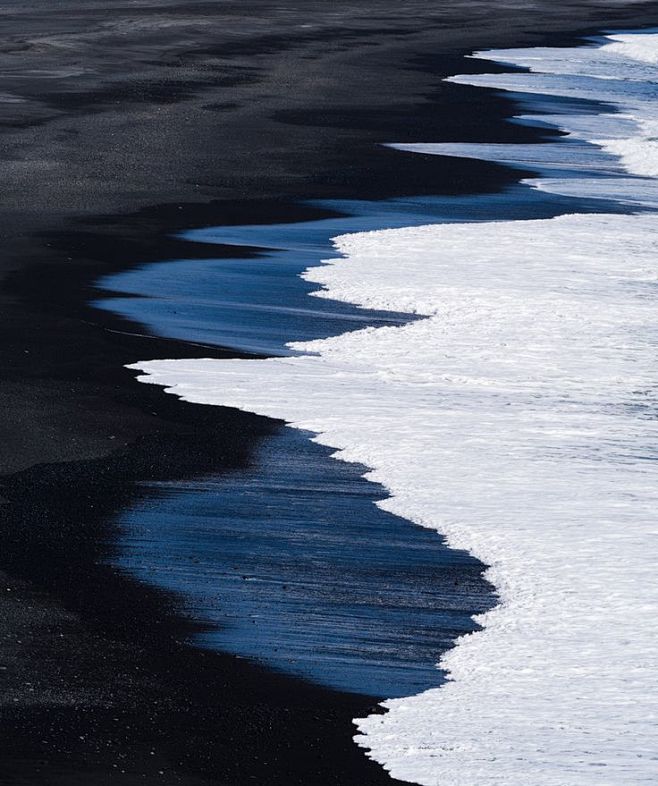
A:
[117,427,493,698]
[100,42,634,700]
[131,30,658,785]
[94,186,625,357]
[100,169,612,701]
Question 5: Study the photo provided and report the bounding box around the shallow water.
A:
[95,184,628,357]
[129,29,658,786]
[103,167,630,698]
[117,427,493,698]
[102,65,640,701]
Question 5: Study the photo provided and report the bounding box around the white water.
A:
[129,32,658,786]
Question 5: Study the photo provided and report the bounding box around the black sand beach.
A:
[2,2,658,784]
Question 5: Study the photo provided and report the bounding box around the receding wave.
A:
[128,30,658,786]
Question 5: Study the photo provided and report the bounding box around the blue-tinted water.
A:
[117,428,493,698]
[103,118,637,698]
[95,183,629,357]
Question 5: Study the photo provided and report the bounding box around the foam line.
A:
[128,30,658,785]
[406,31,658,195]
[131,212,658,784]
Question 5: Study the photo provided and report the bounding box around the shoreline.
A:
[129,30,658,783]
[3,3,658,784]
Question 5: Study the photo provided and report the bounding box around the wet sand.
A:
[2,1,658,784]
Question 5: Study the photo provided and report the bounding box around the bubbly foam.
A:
[129,30,658,786]
[416,30,658,200]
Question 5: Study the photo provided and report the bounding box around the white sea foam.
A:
[129,31,658,786]
[412,30,658,197]
[600,31,658,63]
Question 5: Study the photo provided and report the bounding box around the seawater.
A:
[95,186,628,357]
[130,30,658,785]
[117,427,492,698]
[99,69,634,700]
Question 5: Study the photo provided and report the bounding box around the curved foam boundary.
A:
[128,30,658,786]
